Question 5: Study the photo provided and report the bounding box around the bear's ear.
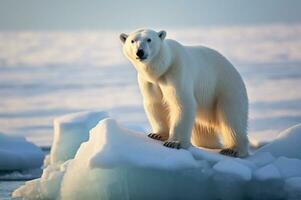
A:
[120,33,128,44]
[158,30,166,40]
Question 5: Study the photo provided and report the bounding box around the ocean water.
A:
[0,181,23,199]
[0,24,300,198]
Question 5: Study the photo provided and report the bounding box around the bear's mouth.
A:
[136,56,147,61]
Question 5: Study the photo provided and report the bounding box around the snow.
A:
[12,115,301,199]
[0,133,44,171]
[246,151,275,167]
[273,157,301,178]
[89,118,200,170]
[256,124,301,159]
[213,160,252,181]
[12,111,108,198]
[253,164,281,181]
[13,161,69,200]
[50,111,108,164]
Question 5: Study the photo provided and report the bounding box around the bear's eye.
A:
[147,38,151,43]
[131,40,135,43]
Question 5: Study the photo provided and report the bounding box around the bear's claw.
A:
[148,133,165,141]
[163,141,181,149]
[220,148,238,157]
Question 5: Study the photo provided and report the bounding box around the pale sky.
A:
[0,0,300,30]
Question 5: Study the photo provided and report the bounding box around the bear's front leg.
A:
[144,99,169,141]
[163,91,196,149]
[138,75,170,141]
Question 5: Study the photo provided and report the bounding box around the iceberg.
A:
[0,133,44,171]
[50,111,108,164]
[13,114,301,200]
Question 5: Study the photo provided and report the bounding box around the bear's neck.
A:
[138,42,173,83]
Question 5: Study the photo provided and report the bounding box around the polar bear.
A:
[120,29,249,157]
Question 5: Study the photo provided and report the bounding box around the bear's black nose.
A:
[136,49,144,59]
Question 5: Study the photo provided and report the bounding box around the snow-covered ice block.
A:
[188,146,225,163]
[13,161,69,199]
[213,159,252,181]
[253,163,282,181]
[0,133,44,171]
[89,118,200,170]
[246,152,275,168]
[273,157,301,178]
[60,118,213,200]
[13,120,301,200]
[50,111,108,164]
[13,118,212,199]
[256,123,301,159]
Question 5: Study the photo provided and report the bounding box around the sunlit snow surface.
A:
[0,24,300,146]
[13,116,301,200]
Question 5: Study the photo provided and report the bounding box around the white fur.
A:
[120,29,249,157]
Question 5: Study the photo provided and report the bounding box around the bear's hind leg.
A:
[217,101,249,157]
[219,126,248,157]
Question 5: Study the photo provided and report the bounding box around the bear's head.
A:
[120,29,166,64]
